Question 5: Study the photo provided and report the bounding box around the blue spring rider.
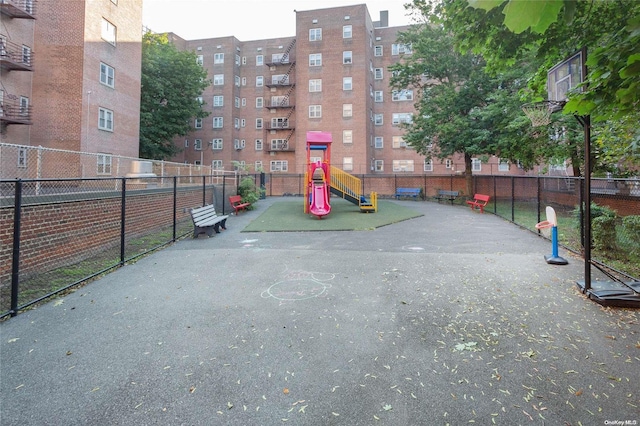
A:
[536,206,568,265]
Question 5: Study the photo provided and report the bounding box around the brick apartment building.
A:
[1,0,142,172]
[169,4,539,177]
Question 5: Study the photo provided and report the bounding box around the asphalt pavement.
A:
[1,197,638,426]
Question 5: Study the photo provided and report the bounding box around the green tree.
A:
[440,0,639,175]
[390,14,544,195]
[140,32,210,160]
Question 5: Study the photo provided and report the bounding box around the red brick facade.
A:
[2,0,142,162]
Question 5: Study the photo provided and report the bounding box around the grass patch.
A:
[242,198,423,232]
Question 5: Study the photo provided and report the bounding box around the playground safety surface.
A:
[2,197,638,425]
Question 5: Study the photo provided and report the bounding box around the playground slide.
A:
[309,182,331,217]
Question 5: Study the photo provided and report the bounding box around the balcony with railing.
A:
[265,119,294,131]
[0,0,36,19]
[0,98,33,125]
[265,74,292,88]
[266,136,295,153]
[0,39,33,71]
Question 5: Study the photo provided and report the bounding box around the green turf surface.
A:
[242,198,423,232]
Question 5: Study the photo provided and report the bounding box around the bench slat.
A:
[229,195,251,214]
[190,205,228,237]
[395,188,421,199]
[466,194,490,213]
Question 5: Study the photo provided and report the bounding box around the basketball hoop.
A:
[535,219,553,238]
[522,101,552,127]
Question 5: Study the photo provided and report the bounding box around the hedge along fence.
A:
[0,176,228,318]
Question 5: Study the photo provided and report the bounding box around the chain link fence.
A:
[1,173,239,318]
[0,143,227,183]
[2,143,638,318]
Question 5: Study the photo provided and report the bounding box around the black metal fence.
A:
[1,174,239,318]
[2,173,638,319]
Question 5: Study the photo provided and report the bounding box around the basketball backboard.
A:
[547,50,584,103]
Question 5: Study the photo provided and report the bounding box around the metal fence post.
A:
[511,176,515,222]
[10,180,23,317]
[120,178,126,265]
[173,176,178,241]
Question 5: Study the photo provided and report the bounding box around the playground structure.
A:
[304,132,377,218]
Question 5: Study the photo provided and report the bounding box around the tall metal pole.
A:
[581,47,591,291]
[582,114,592,290]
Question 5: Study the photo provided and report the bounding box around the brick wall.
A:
[0,187,212,289]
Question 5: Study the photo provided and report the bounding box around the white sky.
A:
[142,0,418,41]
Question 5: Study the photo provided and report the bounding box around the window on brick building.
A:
[374,91,383,102]
[194,139,202,151]
[343,157,353,171]
[392,90,414,101]
[343,104,352,118]
[309,28,322,41]
[392,43,412,55]
[214,53,224,64]
[374,160,384,171]
[18,148,27,168]
[213,95,223,107]
[393,160,414,172]
[309,105,322,118]
[98,107,113,131]
[97,154,112,175]
[213,74,224,85]
[270,160,288,172]
[343,51,352,64]
[213,117,223,128]
[256,97,263,108]
[194,118,202,129]
[374,137,383,148]
[392,136,408,148]
[343,130,353,144]
[100,62,114,88]
[255,139,263,150]
[309,79,322,92]
[343,25,352,38]
[212,139,223,150]
[374,45,383,56]
[392,113,413,125]
[309,53,322,66]
[101,19,116,45]
[256,55,263,66]
[22,45,31,65]
[343,77,352,91]
[424,159,433,172]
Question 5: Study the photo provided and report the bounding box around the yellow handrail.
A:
[330,166,361,199]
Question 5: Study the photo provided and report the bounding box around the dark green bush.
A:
[572,202,617,229]
[238,176,260,208]
[592,215,618,252]
[622,215,640,255]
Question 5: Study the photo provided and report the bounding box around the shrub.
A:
[622,215,640,255]
[592,215,617,252]
[238,176,260,208]
[572,202,617,229]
